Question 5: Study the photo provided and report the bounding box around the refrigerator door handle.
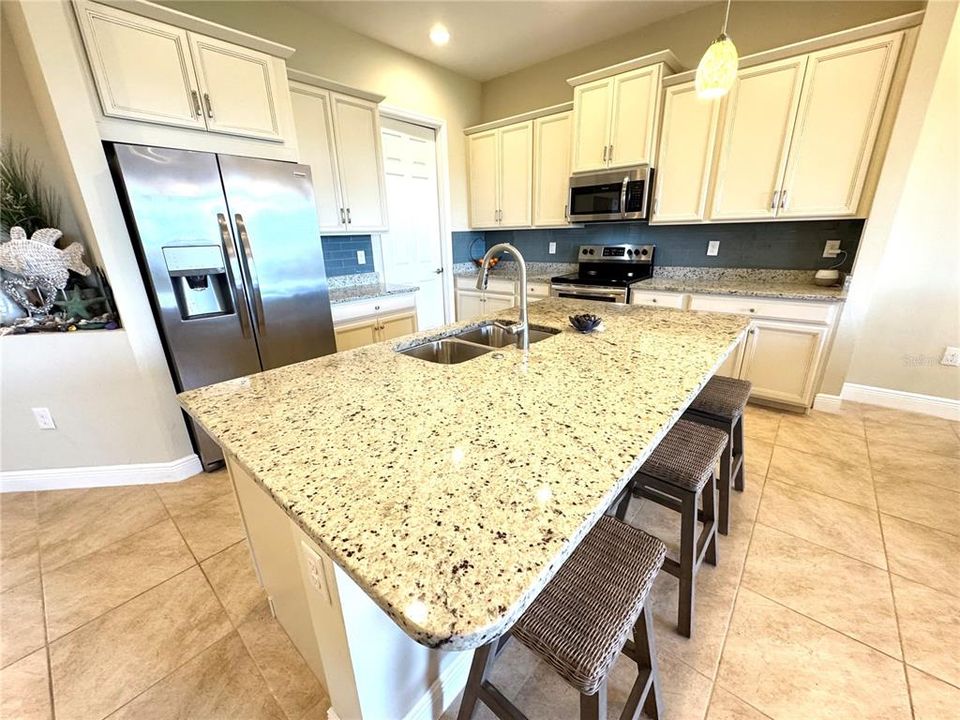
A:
[234,213,266,334]
[216,213,253,338]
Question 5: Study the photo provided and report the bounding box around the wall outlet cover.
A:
[941,346,960,367]
[707,240,720,257]
[548,242,556,255]
[356,250,366,265]
[301,540,332,604]
[823,240,842,258]
[31,407,56,430]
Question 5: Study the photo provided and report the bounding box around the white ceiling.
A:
[296,1,710,81]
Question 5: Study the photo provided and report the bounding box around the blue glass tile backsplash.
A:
[321,235,375,277]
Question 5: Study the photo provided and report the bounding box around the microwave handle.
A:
[620,177,629,219]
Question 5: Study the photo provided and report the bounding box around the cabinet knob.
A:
[748,308,756,313]
[651,298,658,303]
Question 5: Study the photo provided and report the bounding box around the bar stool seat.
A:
[688,375,752,419]
[640,420,728,492]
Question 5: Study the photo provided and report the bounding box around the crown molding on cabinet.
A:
[663,10,924,87]
[77,0,296,58]
[464,101,573,135]
[287,69,386,104]
[566,50,682,87]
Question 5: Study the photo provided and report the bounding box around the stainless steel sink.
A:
[398,339,494,364]
[451,322,561,348]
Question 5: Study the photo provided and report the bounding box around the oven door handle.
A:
[620,176,629,219]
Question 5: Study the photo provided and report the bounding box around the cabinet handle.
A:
[203,93,214,119]
[564,203,569,221]
[346,208,352,224]
[654,196,660,215]
[780,190,789,209]
[608,144,614,164]
[190,90,202,118]
[770,191,781,210]
[339,208,346,224]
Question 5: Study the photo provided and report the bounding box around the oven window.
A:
[556,291,620,303]
[570,183,621,215]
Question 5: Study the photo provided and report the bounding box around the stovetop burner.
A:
[551,244,655,287]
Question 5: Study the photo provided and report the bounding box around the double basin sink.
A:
[399,322,560,364]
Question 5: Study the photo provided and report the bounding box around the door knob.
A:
[434,268,443,274]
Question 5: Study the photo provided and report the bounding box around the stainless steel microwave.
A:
[568,165,653,222]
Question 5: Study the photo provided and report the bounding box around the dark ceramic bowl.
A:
[569,313,603,333]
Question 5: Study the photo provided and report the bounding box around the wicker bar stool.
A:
[457,516,667,720]
[682,376,752,536]
[615,419,727,637]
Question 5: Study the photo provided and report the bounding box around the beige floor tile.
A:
[201,540,265,625]
[742,406,782,443]
[860,405,956,430]
[639,651,713,720]
[49,566,231,720]
[866,419,960,459]
[742,524,901,657]
[869,441,960,493]
[0,492,39,591]
[757,481,887,569]
[881,514,960,597]
[767,444,876,509]
[0,649,50,720]
[107,632,285,720]
[37,485,168,572]
[776,405,866,440]
[873,476,960,537]
[717,589,912,720]
[172,492,245,561]
[891,575,960,687]
[155,469,233,517]
[238,600,325,720]
[1,577,45,668]
[743,437,773,484]
[906,665,960,720]
[299,696,334,720]
[43,518,195,640]
[775,417,870,464]
[706,687,770,720]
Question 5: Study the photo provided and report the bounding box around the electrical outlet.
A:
[941,346,960,367]
[823,240,842,258]
[356,250,366,265]
[301,541,331,603]
[707,240,720,257]
[32,407,55,430]
[548,242,556,255]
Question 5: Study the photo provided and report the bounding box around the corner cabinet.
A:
[74,0,291,142]
[289,78,389,234]
[467,122,532,229]
[738,321,830,406]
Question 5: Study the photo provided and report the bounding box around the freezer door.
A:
[108,144,264,469]
[217,155,337,370]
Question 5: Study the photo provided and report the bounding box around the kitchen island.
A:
[179,298,749,719]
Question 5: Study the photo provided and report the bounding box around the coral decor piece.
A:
[0,226,90,314]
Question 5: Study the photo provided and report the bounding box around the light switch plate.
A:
[941,346,960,367]
[548,242,556,255]
[823,240,842,258]
[31,407,55,430]
[356,250,366,265]
[301,541,332,604]
[707,241,720,257]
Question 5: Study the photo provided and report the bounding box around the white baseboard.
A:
[0,454,203,493]
[813,393,844,413]
[839,383,960,421]
[402,651,473,720]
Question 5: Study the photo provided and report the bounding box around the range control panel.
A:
[579,244,654,264]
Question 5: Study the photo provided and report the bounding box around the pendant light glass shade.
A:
[695,33,739,99]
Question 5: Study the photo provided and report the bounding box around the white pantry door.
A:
[379,117,445,330]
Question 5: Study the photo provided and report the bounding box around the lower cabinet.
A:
[331,295,418,351]
[738,320,830,406]
[454,278,551,321]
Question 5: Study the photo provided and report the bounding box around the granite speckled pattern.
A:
[453,261,575,283]
[178,299,748,651]
[328,282,419,305]
[638,267,845,302]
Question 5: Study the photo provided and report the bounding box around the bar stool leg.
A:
[635,603,662,720]
[457,641,497,720]
[678,490,697,638]
[733,414,746,492]
[703,473,718,567]
[580,680,608,720]
[717,431,732,536]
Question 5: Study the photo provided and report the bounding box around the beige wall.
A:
[480,0,924,120]
[834,1,959,400]
[161,0,482,229]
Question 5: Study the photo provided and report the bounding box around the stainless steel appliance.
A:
[107,143,337,470]
[551,244,654,304]
[567,165,653,222]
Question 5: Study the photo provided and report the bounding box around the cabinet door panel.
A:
[334,320,378,351]
[571,79,612,173]
[609,65,662,167]
[456,290,486,321]
[711,57,807,220]
[189,33,282,140]
[716,339,744,378]
[651,82,720,223]
[483,293,517,315]
[740,321,828,406]
[379,312,418,341]
[76,2,203,129]
[467,131,500,228]
[331,94,388,232]
[533,113,572,226]
[290,85,345,232]
[498,122,533,227]
[779,33,902,218]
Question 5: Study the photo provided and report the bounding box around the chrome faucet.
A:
[477,242,529,351]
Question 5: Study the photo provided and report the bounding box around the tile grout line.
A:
[30,490,57,720]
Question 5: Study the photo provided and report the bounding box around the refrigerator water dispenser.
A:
[162,245,234,319]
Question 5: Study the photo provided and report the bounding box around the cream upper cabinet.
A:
[289,85,344,232]
[651,82,721,224]
[466,122,532,229]
[467,130,500,229]
[188,34,283,140]
[75,2,204,129]
[710,57,807,220]
[571,79,613,173]
[739,320,829,406]
[778,32,902,218]
[331,93,389,232]
[533,111,573,226]
[608,64,663,168]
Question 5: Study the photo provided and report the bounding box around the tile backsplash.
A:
[453,220,862,272]
[321,235,374,277]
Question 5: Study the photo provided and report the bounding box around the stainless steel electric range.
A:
[550,244,655,304]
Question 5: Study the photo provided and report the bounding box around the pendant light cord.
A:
[721,0,732,36]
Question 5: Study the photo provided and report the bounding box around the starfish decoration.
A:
[53,286,107,320]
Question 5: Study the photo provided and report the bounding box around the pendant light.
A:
[695,0,738,99]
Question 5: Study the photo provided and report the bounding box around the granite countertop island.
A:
[178,298,748,651]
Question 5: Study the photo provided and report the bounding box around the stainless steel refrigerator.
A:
[107,143,337,470]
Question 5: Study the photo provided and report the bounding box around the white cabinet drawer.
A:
[524,282,551,298]
[629,290,689,309]
[455,275,515,294]
[688,294,836,324]
[331,293,415,324]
